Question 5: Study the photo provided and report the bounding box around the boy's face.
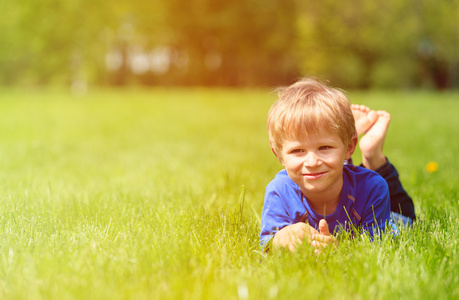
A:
[279,129,356,203]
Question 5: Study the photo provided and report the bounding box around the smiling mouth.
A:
[302,172,326,180]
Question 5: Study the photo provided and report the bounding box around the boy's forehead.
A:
[283,128,342,144]
[284,124,336,139]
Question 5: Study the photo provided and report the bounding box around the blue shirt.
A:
[260,165,391,247]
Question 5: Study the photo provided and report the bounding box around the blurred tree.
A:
[297,0,414,88]
[0,0,457,89]
[1,0,116,86]
[163,0,299,86]
[296,0,458,89]
[103,0,169,86]
[414,0,459,89]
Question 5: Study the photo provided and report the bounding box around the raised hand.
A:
[311,219,338,254]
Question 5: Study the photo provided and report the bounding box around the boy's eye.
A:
[290,149,304,154]
[319,146,332,151]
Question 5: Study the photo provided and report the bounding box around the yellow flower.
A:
[426,161,438,173]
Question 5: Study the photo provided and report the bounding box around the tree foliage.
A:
[297,0,458,89]
[1,0,457,89]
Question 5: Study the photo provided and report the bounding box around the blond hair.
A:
[268,78,356,161]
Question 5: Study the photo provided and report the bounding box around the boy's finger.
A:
[319,219,330,236]
[311,240,322,248]
[288,241,299,252]
[312,234,335,245]
[311,240,331,249]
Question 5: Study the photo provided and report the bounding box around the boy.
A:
[260,78,416,252]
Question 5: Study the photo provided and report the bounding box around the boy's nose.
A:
[303,151,321,167]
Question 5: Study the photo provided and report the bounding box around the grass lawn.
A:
[0,87,457,299]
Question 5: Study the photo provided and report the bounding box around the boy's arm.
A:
[261,177,337,252]
[359,178,391,237]
[261,186,337,252]
[260,185,316,251]
[260,189,293,249]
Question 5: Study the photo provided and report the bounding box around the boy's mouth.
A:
[302,171,326,180]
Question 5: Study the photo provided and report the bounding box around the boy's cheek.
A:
[284,156,303,168]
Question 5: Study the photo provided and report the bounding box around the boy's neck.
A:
[300,181,343,216]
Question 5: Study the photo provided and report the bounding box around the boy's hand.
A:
[272,223,319,252]
[311,219,338,254]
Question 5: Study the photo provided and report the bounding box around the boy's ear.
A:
[271,147,284,166]
[344,135,358,160]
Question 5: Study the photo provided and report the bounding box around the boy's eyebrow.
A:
[317,137,341,143]
[284,141,302,148]
[282,141,303,151]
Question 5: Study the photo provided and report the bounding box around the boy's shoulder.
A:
[343,164,388,192]
[264,169,304,214]
[265,169,300,194]
[343,164,384,180]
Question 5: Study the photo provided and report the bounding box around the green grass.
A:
[0,87,457,299]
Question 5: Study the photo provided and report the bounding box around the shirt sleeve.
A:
[260,186,293,248]
[359,175,391,238]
